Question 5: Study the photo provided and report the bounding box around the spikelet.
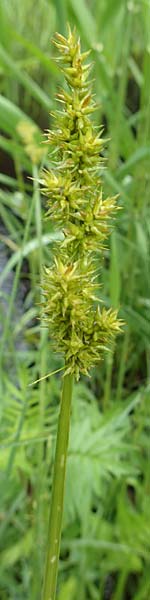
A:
[41,26,123,379]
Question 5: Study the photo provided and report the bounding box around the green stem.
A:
[42,372,73,600]
[32,164,46,596]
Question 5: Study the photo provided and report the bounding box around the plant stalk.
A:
[42,372,73,600]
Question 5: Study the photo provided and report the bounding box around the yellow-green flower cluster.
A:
[41,26,122,379]
[17,120,45,165]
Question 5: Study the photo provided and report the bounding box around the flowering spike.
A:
[41,28,123,379]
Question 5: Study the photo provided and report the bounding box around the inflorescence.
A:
[41,26,122,380]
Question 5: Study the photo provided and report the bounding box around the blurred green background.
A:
[0,1,150,599]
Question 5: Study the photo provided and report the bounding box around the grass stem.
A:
[42,372,73,600]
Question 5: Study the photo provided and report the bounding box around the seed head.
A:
[41,27,123,379]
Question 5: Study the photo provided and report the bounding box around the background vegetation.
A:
[0,1,150,599]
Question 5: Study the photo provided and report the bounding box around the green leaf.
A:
[0,232,62,286]
[110,232,121,308]
[57,577,77,600]
[0,94,41,138]
[0,45,52,110]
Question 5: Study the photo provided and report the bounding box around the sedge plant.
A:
[41,26,122,600]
